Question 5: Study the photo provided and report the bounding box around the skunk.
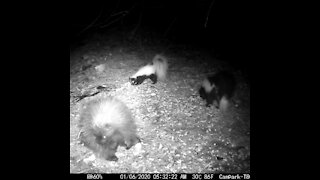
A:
[78,96,140,161]
[199,71,236,111]
[129,54,168,85]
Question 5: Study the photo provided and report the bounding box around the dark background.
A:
[70,0,250,77]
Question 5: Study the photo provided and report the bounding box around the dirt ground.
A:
[70,37,250,173]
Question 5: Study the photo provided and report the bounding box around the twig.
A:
[76,4,105,36]
[111,11,128,17]
[164,17,177,38]
[77,129,83,140]
[100,15,126,28]
[204,0,216,28]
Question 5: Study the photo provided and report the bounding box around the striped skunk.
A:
[129,54,168,85]
[78,96,140,161]
[199,71,236,111]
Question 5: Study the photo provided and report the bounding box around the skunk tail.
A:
[219,96,229,112]
[152,54,168,81]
